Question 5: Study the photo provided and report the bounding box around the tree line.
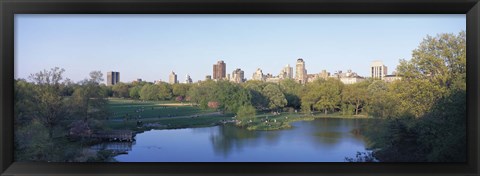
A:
[14,31,466,162]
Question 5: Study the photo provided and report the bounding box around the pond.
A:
[113,118,369,162]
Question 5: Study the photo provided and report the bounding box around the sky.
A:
[15,14,466,83]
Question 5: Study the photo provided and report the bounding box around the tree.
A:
[187,80,216,109]
[112,82,130,98]
[261,84,287,111]
[129,86,142,99]
[279,79,303,109]
[366,80,401,119]
[397,31,466,90]
[156,82,173,100]
[301,78,343,114]
[342,81,369,115]
[188,80,251,113]
[236,105,256,126]
[28,67,69,138]
[71,71,109,122]
[244,80,268,109]
[172,83,191,97]
[214,80,251,113]
[14,79,37,126]
[14,119,51,161]
[140,84,159,100]
[363,32,467,162]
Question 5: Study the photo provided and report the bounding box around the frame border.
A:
[1,0,479,175]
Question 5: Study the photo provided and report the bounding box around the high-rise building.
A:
[231,68,245,83]
[252,68,264,81]
[106,71,120,86]
[205,75,212,80]
[371,61,388,80]
[185,74,193,84]
[295,58,307,84]
[169,71,178,84]
[284,64,293,79]
[213,60,226,80]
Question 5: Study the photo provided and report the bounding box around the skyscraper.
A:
[278,64,293,79]
[107,71,120,86]
[213,60,226,80]
[371,61,388,80]
[252,68,264,81]
[169,71,178,84]
[295,58,307,84]
[231,68,245,83]
[185,74,193,84]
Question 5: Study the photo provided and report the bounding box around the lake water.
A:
[114,118,369,162]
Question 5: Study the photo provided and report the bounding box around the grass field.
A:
[241,111,370,131]
[104,98,370,132]
[107,98,216,120]
[104,98,233,132]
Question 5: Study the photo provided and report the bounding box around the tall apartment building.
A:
[295,58,307,84]
[185,74,193,84]
[279,64,293,79]
[371,61,388,80]
[169,71,178,84]
[106,71,120,86]
[252,68,264,81]
[213,60,226,80]
[231,68,245,83]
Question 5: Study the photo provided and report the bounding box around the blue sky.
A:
[15,14,465,83]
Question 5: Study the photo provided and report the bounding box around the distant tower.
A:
[252,68,264,81]
[185,74,193,84]
[231,68,245,83]
[205,75,212,80]
[371,61,388,80]
[213,60,226,80]
[107,71,120,86]
[295,58,307,84]
[283,64,293,79]
[169,71,178,84]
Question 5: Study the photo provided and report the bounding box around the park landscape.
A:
[14,15,466,162]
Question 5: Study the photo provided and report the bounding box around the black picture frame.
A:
[1,0,479,175]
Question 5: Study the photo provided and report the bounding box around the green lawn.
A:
[104,98,370,132]
[240,111,370,131]
[107,98,215,120]
[104,98,232,131]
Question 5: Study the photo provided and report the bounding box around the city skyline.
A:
[15,14,466,83]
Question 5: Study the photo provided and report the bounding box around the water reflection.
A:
[114,118,369,162]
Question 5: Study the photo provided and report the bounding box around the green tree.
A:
[364,31,466,162]
[156,82,173,100]
[14,79,37,125]
[187,80,216,109]
[14,119,51,161]
[112,82,130,98]
[243,80,268,109]
[172,83,191,97]
[279,79,303,109]
[28,67,69,138]
[236,105,256,126]
[366,80,400,119]
[397,31,466,89]
[302,78,343,114]
[342,81,369,115]
[129,86,142,99]
[261,84,287,112]
[71,71,109,122]
[139,84,159,100]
